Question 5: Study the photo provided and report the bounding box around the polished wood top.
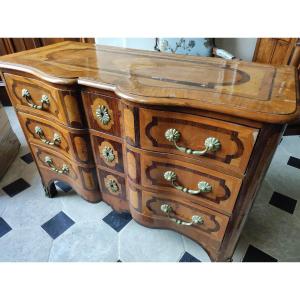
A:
[0,41,299,123]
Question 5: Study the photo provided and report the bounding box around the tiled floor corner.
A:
[0,107,299,262]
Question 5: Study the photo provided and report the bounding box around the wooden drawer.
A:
[128,187,229,249]
[138,108,259,176]
[4,73,85,128]
[82,90,122,137]
[90,132,124,173]
[18,112,94,165]
[31,143,100,202]
[126,148,242,215]
[97,168,128,212]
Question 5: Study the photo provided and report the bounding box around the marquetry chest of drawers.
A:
[0,42,299,261]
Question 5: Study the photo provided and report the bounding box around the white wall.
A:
[95,38,257,61]
[95,38,156,51]
[215,38,257,61]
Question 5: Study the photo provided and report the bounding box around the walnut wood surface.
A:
[145,155,240,216]
[1,42,298,261]
[82,90,122,136]
[4,73,85,128]
[18,112,94,165]
[97,167,128,212]
[138,107,258,177]
[128,186,229,256]
[253,38,298,66]
[0,41,299,123]
[31,143,100,203]
[90,132,124,173]
[126,147,242,216]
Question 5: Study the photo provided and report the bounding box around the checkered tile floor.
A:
[1,107,299,262]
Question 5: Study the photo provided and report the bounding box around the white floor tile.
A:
[61,193,112,223]
[0,226,52,262]
[119,220,185,262]
[49,221,118,262]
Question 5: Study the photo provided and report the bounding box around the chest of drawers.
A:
[0,42,299,261]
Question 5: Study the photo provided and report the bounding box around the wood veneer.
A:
[0,42,298,262]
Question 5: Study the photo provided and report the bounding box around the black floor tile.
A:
[2,178,31,197]
[243,245,277,262]
[55,181,72,192]
[0,217,12,238]
[103,211,132,232]
[269,192,297,214]
[41,211,75,239]
[179,252,200,262]
[287,156,300,170]
[20,153,33,164]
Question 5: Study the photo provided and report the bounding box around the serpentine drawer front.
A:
[1,41,298,261]
[31,144,100,202]
[128,188,230,251]
[4,73,85,128]
[18,112,94,164]
[138,108,259,177]
[129,151,242,215]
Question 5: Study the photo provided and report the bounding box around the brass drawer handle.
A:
[44,156,69,174]
[164,171,212,195]
[95,105,111,125]
[101,146,115,162]
[22,89,50,110]
[165,128,221,156]
[35,126,61,146]
[160,204,204,226]
[105,178,119,193]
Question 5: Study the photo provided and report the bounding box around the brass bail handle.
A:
[35,126,61,146]
[160,204,204,226]
[22,89,50,110]
[163,171,212,195]
[165,128,221,156]
[44,156,69,174]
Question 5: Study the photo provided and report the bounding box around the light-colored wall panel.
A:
[95,38,257,61]
[215,38,257,61]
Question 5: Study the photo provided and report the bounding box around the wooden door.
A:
[253,38,299,66]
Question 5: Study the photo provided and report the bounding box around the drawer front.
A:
[90,133,124,173]
[4,73,84,128]
[138,108,259,176]
[82,91,121,137]
[129,187,229,248]
[97,168,128,212]
[31,144,100,201]
[18,112,94,165]
[126,148,241,215]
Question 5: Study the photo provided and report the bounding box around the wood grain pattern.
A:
[0,41,299,123]
[18,112,94,165]
[253,38,298,66]
[4,73,85,128]
[31,143,100,203]
[82,90,122,136]
[97,168,128,212]
[128,187,229,257]
[125,148,242,216]
[139,107,259,177]
[1,42,299,262]
[90,133,124,173]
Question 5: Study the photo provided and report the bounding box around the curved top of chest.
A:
[0,41,299,123]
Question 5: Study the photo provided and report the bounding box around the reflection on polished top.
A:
[0,41,299,123]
